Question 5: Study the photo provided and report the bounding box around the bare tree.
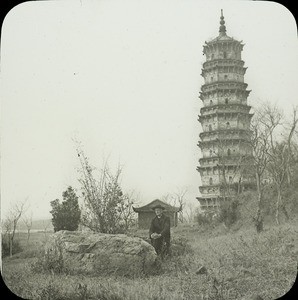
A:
[183,203,197,223]
[266,106,298,224]
[160,193,172,205]
[212,135,250,200]
[118,191,138,230]
[249,105,273,232]
[76,145,135,233]
[22,212,33,244]
[2,217,13,255]
[284,108,298,185]
[5,200,28,257]
[174,189,187,223]
[42,219,51,242]
[202,120,255,227]
[2,217,12,237]
[161,188,186,223]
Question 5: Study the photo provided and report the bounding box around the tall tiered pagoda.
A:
[197,10,253,211]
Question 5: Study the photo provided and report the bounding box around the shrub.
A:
[77,148,136,234]
[2,238,23,258]
[37,279,62,300]
[196,213,212,225]
[218,198,240,227]
[31,240,66,274]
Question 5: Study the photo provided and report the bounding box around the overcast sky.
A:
[1,0,297,220]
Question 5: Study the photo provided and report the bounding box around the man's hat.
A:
[151,204,165,210]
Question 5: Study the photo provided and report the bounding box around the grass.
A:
[1,221,298,300]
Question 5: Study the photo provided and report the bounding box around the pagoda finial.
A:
[219,9,226,35]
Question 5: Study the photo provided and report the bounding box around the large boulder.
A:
[44,230,157,276]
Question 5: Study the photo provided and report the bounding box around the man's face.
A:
[155,208,163,217]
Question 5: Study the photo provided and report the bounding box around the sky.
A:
[1,0,297,220]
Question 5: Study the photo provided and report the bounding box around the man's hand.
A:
[151,233,161,239]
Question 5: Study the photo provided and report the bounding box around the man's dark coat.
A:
[149,214,171,256]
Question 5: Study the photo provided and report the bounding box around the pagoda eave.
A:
[199,110,253,120]
[200,103,251,113]
[201,81,248,92]
[198,140,251,150]
[199,128,252,136]
[203,59,245,69]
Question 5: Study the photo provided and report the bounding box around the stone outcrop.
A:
[45,230,157,276]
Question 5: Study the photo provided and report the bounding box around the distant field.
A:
[15,218,53,232]
[2,221,298,300]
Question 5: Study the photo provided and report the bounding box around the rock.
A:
[241,294,263,300]
[195,265,207,275]
[44,230,157,276]
[242,269,255,276]
[279,242,295,255]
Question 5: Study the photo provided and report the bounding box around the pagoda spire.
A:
[219,9,226,36]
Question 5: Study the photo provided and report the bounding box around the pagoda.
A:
[197,10,253,211]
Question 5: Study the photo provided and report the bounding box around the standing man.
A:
[149,203,171,258]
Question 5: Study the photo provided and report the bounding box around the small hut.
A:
[133,199,181,229]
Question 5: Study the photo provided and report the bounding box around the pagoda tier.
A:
[198,160,253,173]
[200,81,249,94]
[198,127,252,138]
[203,39,244,55]
[198,111,253,121]
[198,114,253,132]
[199,185,237,195]
[199,90,250,102]
[197,196,228,210]
[199,154,253,166]
[197,161,253,175]
[199,128,252,139]
[198,138,250,148]
[201,103,251,114]
[199,180,254,195]
[199,144,252,159]
[201,64,247,78]
[203,59,245,70]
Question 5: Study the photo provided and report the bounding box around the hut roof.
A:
[133,199,181,213]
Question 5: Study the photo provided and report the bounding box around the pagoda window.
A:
[211,53,214,60]
[225,98,229,104]
[227,149,231,156]
[210,100,213,106]
[224,74,228,80]
[209,177,213,185]
[226,122,230,128]
[211,76,214,82]
[229,176,233,184]
[223,52,227,59]
[209,124,212,131]
[209,149,213,156]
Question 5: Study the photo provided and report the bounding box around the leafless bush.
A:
[76,146,136,233]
